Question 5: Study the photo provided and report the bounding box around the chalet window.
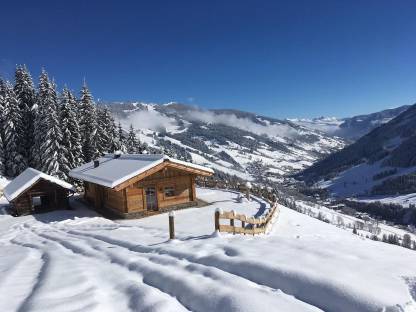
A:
[32,196,41,208]
[164,186,175,197]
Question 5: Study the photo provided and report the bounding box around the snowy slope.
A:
[1,189,415,312]
[104,102,345,182]
[300,104,416,199]
[290,105,410,141]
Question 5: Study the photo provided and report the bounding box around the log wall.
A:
[84,167,197,217]
[11,179,70,216]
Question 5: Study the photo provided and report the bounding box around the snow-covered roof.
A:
[69,154,214,188]
[4,168,76,202]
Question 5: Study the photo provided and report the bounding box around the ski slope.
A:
[0,188,415,312]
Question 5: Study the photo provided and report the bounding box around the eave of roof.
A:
[4,168,76,202]
[68,154,214,189]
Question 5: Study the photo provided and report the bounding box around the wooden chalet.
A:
[69,154,214,218]
[4,168,76,216]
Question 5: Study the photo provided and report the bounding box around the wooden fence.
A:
[215,201,280,235]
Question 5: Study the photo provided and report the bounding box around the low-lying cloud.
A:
[184,110,298,139]
[121,109,178,132]
[120,107,298,139]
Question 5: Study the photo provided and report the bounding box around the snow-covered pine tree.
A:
[59,87,83,179]
[38,78,63,177]
[33,70,50,169]
[0,79,6,174]
[116,121,126,152]
[67,90,83,167]
[136,135,146,154]
[79,82,99,162]
[126,124,138,153]
[104,108,118,153]
[96,106,111,155]
[14,65,36,166]
[3,81,26,177]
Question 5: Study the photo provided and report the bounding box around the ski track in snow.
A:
[0,189,415,312]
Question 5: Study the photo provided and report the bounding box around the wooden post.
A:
[231,210,235,234]
[215,209,220,232]
[169,211,175,239]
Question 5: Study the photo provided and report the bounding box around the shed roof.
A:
[68,154,214,189]
[4,168,76,202]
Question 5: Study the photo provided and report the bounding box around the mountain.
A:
[103,102,346,182]
[298,104,416,197]
[290,105,410,141]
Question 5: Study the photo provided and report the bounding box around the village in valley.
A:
[1,1,416,312]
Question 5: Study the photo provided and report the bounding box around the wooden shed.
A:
[4,168,76,216]
[69,154,214,218]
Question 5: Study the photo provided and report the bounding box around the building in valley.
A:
[4,168,75,216]
[69,154,214,218]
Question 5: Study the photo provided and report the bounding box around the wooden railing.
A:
[215,201,280,235]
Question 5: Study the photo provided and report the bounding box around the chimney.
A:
[94,160,99,168]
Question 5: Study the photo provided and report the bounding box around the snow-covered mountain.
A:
[290,105,411,141]
[104,102,345,182]
[298,104,416,198]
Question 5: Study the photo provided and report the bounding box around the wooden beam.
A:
[190,176,196,201]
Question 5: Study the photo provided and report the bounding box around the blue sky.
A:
[1,0,416,118]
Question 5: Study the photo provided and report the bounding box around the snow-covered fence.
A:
[215,202,279,235]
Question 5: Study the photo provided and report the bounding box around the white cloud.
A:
[183,110,298,139]
[121,109,178,132]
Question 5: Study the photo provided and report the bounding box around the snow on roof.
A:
[69,154,214,188]
[4,168,76,202]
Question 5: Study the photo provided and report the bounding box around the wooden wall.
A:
[84,167,197,215]
[12,179,70,216]
[134,167,194,211]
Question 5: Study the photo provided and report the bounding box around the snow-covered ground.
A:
[0,188,415,312]
[356,193,416,208]
[316,160,416,199]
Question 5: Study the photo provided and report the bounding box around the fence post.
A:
[169,211,175,240]
[231,210,236,234]
[215,208,220,232]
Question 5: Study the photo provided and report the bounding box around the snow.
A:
[69,154,214,188]
[356,193,416,208]
[0,188,415,312]
[316,159,416,198]
[3,168,75,202]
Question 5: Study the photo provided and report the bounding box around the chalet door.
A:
[145,187,158,211]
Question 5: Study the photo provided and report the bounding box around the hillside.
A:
[290,105,410,141]
[1,189,415,312]
[298,104,416,197]
[104,102,345,182]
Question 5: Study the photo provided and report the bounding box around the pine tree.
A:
[0,79,6,174]
[67,90,83,167]
[116,122,126,152]
[126,124,138,153]
[96,107,111,155]
[14,65,36,166]
[33,70,50,169]
[3,81,25,177]
[38,78,63,176]
[104,108,118,153]
[79,82,99,162]
[59,88,82,179]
